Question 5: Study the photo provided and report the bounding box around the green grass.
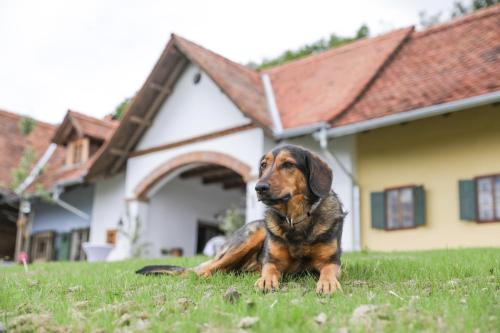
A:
[1,248,499,332]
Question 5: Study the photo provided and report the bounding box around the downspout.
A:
[51,177,90,220]
[315,127,361,251]
[15,143,57,195]
[260,74,361,250]
[261,74,283,134]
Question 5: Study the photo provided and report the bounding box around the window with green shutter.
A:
[461,174,500,223]
[370,185,426,230]
[459,179,477,221]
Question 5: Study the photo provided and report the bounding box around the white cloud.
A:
[0,0,457,123]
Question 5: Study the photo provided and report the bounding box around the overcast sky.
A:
[0,0,458,123]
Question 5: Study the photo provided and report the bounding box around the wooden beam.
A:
[129,123,256,158]
[129,116,152,126]
[149,82,172,95]
[109,148,128,156]
[181,166,235,179]
[223,181,246,190]
[110,58,189,173]
[202,173,242,185]
[179,165,221,178]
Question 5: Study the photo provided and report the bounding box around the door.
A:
[57,232,71,261]
[196,221,223,254]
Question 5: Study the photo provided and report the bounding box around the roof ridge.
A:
[0,108,56,129]
[68,109,117,128]
[263,27,415,74]
[415,3,500,38]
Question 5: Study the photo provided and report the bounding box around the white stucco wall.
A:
[89,172,126,260]
[146,177,245,257]
[280,135,358,252]
[127,63,267,222]
[136,64,251,150]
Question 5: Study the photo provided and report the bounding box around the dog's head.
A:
[255,145,333,208]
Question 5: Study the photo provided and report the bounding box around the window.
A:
[459,174,500,222]
[65,138,89,166]
[476,175,500,222]
[106,229,117,245]
[371,186,426,230]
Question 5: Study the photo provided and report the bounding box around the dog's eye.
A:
[260,162,267,170]
[281,161,294,169]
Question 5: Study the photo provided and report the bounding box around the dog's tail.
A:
[135,265,190,276]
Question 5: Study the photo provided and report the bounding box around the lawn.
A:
[1,248,499,333]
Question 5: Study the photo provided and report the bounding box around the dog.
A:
[136,144,345,294]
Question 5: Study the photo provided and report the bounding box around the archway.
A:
[134,151,252,257]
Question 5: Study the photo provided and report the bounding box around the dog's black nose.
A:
[255,183,270,193]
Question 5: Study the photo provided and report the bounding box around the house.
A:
[5,5,500,261]
[0,109,117,262]
[0,109,58,261]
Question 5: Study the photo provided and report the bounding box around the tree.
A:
[110,97,131,120]
[256,24,370,69]
[421,0,499,27]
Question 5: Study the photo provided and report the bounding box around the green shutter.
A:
[459,179,477,221]
[413,186,426,226]
[57,233,71,261]
[371,192,385,229]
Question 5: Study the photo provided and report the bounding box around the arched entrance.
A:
[134,151,252,257]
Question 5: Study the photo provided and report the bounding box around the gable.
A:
[135,64,251,151]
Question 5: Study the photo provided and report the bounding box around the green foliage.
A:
[119,209,151,258]
[10,146,36,190]
[257,24,370,70]
[472,0,499,10]
[35,183,53,203]
[421,0,499,27]
[18,116,36,136]
[110,97,131,120]
[218,206,245,236]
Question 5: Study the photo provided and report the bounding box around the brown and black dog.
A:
[136,144,345,294]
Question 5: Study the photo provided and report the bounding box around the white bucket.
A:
[82,243,113,262]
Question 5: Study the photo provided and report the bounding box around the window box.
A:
[371,185,426,230]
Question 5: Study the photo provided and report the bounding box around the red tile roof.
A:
[0,109,57,189]
[265,27,414,129]
[0,107,118,192]
[52,110,118,145]
[334,5,500,126]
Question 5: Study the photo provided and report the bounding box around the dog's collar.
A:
[272,197,324,228]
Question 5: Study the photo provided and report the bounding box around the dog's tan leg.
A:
[195,221,266,277]
[255,262,281,292]
[315,263,341,295]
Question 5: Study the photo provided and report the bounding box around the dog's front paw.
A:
[255,275,280,292]
[316,277,341,295]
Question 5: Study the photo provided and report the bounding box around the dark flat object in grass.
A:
[135,265,187,275]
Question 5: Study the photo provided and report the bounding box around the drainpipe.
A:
[261,73,361,249]
[51,178,90,220]
[315,127,361,251]
[15,143,57,195]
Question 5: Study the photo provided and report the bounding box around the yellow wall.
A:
[358,104,500,250]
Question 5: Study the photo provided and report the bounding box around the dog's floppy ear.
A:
[306,150,333,198]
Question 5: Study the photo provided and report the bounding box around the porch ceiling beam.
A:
[179,165,221,178]
[110,58,189,174]
[202,173,242,185]
[223,180,246,190]
[182,167,236,180]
